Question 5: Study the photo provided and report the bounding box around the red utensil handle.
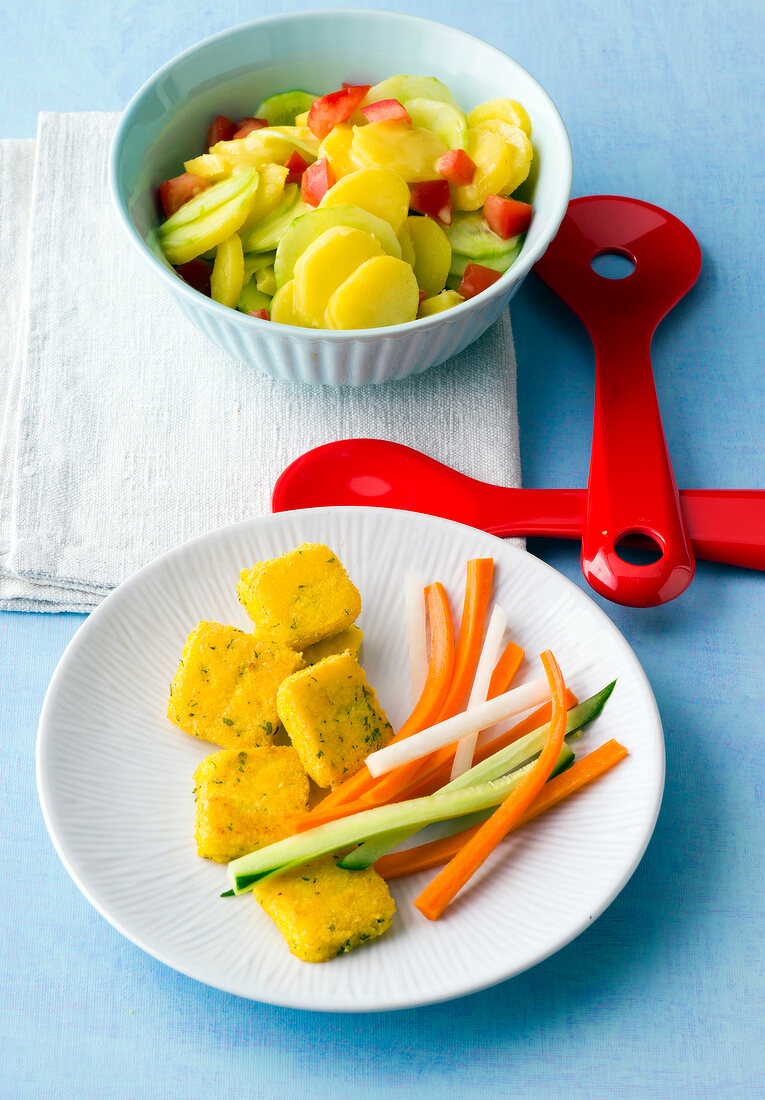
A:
[485,489,765,571]
[581,329,695,606]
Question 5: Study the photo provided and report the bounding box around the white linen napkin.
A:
[0,112,522,613]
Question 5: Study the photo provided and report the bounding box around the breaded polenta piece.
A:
[168,621,303,749]
[302,624,363,665]
[276,651,393,788]
[193,746,309,862]
[253,854,395,962]
[236,543,361,650]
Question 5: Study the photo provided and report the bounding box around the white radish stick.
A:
[450,604,508,779]
[404,571,428,707]
[365,676,551,778]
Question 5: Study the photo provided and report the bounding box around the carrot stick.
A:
[359,559,493,806]
[393,688,579,802]
[414,649,567,920]
[295,581,455,818]
[374,739,628,880]
[487,640,525,699]
[436,558,494,721]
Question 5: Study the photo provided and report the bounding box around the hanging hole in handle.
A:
[614,529,664,565]
[590,248,636,280]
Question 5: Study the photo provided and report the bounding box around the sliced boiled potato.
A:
[240,163,289,230]
[274,204,401,287]
[319,167,411,233]
[210,127,319,169]
[183,153,233,181]
[294,225,384,327]
[452,128,530,211]
[325,255,419,330]
[406,214,452,297]
[294,110,310,126]
[405,98,468,151]
[473,120,533,196]
[418,289,465,317]
[319,124,361,178]
[270,279,302,326]
[467,97,532,136]
[210,233,244,308]
[362,75,460,111]
[255,265,278,296]
[351,121,448,183]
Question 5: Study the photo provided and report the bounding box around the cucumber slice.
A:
[158,170,258,234]
[255,90,318,126]
[242,251,276,283]
[227,758,546,892]
[339,682,615,871]
[363,75,460,111]
[239,185,308,253]
[444,210,520,260]
[237,283,271,314]
[448,240,523,279]
[405,98,468,150]
[159,171,261,266]
[274,204,402,288]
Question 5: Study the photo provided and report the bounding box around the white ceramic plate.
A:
[37,508,664,1011]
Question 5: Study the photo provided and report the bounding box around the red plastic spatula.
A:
[534,196,700,606]
[271,439,765,575]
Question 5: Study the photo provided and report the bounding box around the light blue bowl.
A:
[110,10,572,385]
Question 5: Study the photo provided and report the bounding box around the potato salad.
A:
[156,76,535,329]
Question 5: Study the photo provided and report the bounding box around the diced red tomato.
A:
[232,117,269,139]
[483,195,533,239]
[175,258,213,296]
[307,84,371,140]
[457,262,502,299]
[284,150,310,184]
[205,114,236,149]
[418,290,428,307]
[158,173,210,218]
[248,308,270,320]
[437,149,477,186]
[409,180,453,226]
[361,99,411,124]
[301,157,336,206]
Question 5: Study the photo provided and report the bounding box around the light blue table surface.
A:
[2,1,763,1097]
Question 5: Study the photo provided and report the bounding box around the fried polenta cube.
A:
[236,543,361,650]
[193,746,309,862]
[276,651,393,788]
[253,854,395,962]
[302,624,363,665]
[167,621,303,749]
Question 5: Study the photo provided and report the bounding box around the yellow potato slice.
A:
[467,97,532,136]
[294,110,310,126]
[452,128,531,211]
[474,120,533,196]
[319,124,360,178]
[270,279,303,326]
[418,289,465,317]
[255,265,277,296]
[406,214,452,297]
[325,255,419,330]
[240,164,289,231]
[351,121,448,183]
[183,153,232,181]
[319,167,411,233]
[294,226,384,328]
[210,233,244,309]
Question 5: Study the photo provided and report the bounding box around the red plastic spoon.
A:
[272,439,765,574]
[534,196,700,606]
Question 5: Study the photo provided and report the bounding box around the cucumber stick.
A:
[228,756,560,893]
[338,682,616,870]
